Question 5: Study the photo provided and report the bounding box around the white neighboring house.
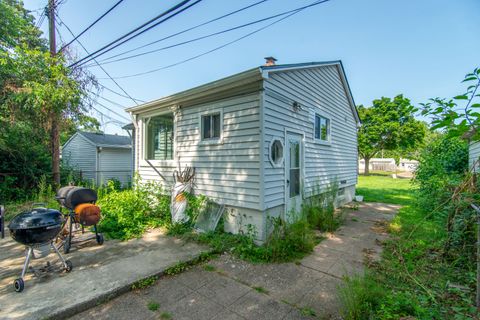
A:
[398,159,419,172]
[126,60,360,241]
[469,141,480,171]
[62,131,132,186]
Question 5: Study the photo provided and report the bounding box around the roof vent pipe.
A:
[264,56,277,66]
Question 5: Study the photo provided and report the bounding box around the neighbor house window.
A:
[314,114,330,142]
[146,114,174,160]
[201,113,221,140]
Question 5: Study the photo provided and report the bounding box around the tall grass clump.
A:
[303,180,343,232]
[338,274,385,320]
[264,215,317,261]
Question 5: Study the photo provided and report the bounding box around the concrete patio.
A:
[0,229,208,320]
[71,202,399,320]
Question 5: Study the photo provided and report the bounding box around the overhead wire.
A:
[58,0,125,52]
[55,13,142,105]
[69,0,201,68]
[54,18,131,125]
[86,1,329,68]
[102,0,331,80]
[98,83,145,102]
[93,100,130,122]
[92,0,269,65]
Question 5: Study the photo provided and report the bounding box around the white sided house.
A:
[62,131,132,186]
[469,141,480,171]
[127,60,360,241]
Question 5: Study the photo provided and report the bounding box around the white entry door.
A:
[285,133,303,221]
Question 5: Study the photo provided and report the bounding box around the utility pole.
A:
[48,0,60,185]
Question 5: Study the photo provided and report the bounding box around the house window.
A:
[269,138,284,167]
[202,113,221,140]
[146,114,174,160]
[314,114,330,142]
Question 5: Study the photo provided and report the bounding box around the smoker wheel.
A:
[14,278,24,293]
[65,260,73,272]
[96,234,104,245]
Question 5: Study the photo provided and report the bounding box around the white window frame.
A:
[314,113,331,145]
[141,111,176,165]
[199,109,223,145]
[269,137,284,168]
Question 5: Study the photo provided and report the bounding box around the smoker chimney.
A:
[264,56,277,66]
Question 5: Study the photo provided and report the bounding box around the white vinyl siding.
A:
[62,133,133,186]
[61,134,97,182]
[469,141,480,171]
[98,148,133,186]
[136,93,262,210]
[262,64,358,209]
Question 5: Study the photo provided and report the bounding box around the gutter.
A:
[126,68,262,114]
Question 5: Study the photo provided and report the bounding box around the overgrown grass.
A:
[183,220,321,263]
[339,175,477,319]
[356,174,414,206]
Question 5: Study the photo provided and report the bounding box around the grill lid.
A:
[8,208,63,230]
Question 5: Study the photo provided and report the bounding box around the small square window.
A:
[314,114,330,142]
[202,113,221,140]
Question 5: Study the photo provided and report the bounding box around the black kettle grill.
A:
[56,186,104,253]
[8,207,73,292]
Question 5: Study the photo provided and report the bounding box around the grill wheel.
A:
[14,278,24,292]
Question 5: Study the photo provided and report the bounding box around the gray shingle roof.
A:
[79,131,131,148]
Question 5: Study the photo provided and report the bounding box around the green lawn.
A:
[356,174,414,206]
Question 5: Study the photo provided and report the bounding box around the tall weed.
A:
[338,274,384,320]
[303,180,343,232]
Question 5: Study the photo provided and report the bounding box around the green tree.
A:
[358,95,426,175]
[0,0,95,200]
[421,68,480,140]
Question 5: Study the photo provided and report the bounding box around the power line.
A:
[73,0,202,68]
[87,2,327,68]
[98,83,146,102]
[91,97,130,122]
[92,0,269,65]
[58,0,125,52]
[102,0,331,80]
[90,104,128,125]
[69,0,200,68]
[56,13,141,105]
[54,18,131,123]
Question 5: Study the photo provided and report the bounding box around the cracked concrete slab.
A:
[0,229,208,320]
[68,202,399,319]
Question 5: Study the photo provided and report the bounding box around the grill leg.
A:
[21,247,33,279]
[51,242,67,268]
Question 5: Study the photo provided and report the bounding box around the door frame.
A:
[284,129,305,220]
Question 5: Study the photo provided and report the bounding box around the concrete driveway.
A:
[71,202,399,320]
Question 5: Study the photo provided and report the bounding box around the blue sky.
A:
[24,0,480,134]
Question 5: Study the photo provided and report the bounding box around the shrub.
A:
[414,135,468,212]
[97,181,170,240]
